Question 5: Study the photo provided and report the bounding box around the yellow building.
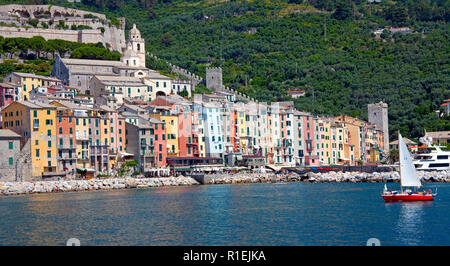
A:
[3,72,61,101]
[319,119,333,166]
[334,115,366,163]
[237,108,247,153]
[150,113,178,156]
[2,101,58,178]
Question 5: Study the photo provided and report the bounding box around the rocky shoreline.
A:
[1,170,449,196]
[0,177,200,196]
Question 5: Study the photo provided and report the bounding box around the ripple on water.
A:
[0,182,449,246]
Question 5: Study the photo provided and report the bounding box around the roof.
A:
[389,137,417,145]
[93,75,146,86]
[120,103,147,113]
[50,100,92,110]
[0,82,17,88]
[145,72,172,80]
[287,90,305,94]
[13,100,56,109]
[62,58,126,67]
[0,129,21,138]
[11,72,61,82]
[98,105,115,112]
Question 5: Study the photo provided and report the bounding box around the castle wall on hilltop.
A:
[0,4,125,52]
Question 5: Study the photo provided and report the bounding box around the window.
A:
[36,149,40,157]
[9,157,13,165]
[9,142,13,150]
[429,163,449,168]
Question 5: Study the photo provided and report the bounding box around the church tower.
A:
[121,24,146,68]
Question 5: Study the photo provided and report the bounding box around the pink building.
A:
[303,114,319,166]
[0,83,18,108]
[178,108,194,157]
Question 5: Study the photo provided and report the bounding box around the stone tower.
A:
[123,24,146,68]
[206,67,223,91]
[368,101,389,153]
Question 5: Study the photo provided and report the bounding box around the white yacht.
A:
[412,133,450,170]
[413,145,450,170]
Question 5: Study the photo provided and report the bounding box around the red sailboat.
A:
[382,132,437,202]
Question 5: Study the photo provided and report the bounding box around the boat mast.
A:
[399,131,403,194]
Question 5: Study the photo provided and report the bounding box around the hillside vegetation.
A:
[1,0,449,140]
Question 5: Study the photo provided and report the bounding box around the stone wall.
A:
[0,4,126,52]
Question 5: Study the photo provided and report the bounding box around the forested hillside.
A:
[1,0,449,140]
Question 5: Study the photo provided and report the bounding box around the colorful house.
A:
[1,101,58,178]
[3,72,61,101]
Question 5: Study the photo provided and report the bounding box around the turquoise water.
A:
[0,182,449,246]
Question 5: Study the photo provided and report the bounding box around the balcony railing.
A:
[58,145,75,150]
[58,154,75,160]
[75,133,89,140]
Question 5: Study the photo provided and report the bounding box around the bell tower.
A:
[127,24,146,68]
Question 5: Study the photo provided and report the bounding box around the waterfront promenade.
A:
[1,170,449,196]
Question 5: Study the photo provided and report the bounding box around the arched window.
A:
[137,43,140,51]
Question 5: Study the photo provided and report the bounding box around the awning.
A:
[119,152,134,158]
[266,164,283,171]
[76,168,96,173]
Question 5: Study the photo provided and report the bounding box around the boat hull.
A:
[382,194,434,202]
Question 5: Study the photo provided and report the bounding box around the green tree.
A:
[332,0,352,20]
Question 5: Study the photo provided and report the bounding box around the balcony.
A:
[58,154,75,160]
[58,145,76,150]
[77,155,90,161]
[76,133,89,140]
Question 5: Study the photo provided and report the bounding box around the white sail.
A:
[399,133,422,187]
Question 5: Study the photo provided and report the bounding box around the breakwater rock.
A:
[203,170,450,184]
[0,177,200,196]
[1,170,449,196]
[303,170,450,183]
[203,173,302,184]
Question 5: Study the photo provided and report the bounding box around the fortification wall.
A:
[0,4,126,51]
[0,26,102,43]
[0,4,106,20]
